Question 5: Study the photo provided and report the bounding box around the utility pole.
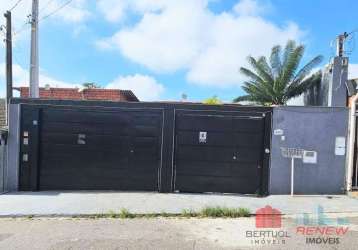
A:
[4,11,13,125]
[336,32,348,57]
[29,0,39,98]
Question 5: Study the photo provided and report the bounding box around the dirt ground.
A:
[0,216,358,250]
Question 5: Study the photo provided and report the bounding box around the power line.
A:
[348,28,358,36]
[13,18,31,37]
[9,0,23,11]
[39,0,56,14]
[344,29,358,56]
[40,0,73,21]
[13,46,26,66]
[0,25,6,37]
[12,0,74,37]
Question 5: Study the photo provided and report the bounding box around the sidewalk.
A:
[1,191,358,217]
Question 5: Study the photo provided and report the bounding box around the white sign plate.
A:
[274,129,284,136]
[199,131,207,143]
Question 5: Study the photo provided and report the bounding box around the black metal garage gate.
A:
[174,110,268,194]
[16,99,271,195]
[20,106,163,191]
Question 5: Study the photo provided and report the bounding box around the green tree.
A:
[203,96,222,105]
[234,40,323,105]
[82,82,101,89]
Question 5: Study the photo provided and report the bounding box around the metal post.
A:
[355,117,358,189]
[355,133,358,188]
[291,157,294,196]
[336,32,348,57]
[29,0,39,98]
[348,95,358,191]
[4,11,13,125]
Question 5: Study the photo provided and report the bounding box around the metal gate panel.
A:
[21,106,163,191]
[16,100,272,194]
[174,112,267,194]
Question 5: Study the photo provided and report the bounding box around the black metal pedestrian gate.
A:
[15,99,271,195]
[174,111,267,194]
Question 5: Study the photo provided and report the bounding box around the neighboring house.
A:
[350,78,358,90]
[14,87,139,102]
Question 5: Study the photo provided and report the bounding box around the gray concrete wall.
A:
[0,142,5,193]
[0,145,2,193]
[5,104,20,192]
[269,106,348,194]
[303,57,348,107]
[328,57,348,107]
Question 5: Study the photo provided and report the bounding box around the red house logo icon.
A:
[256,205,282,228]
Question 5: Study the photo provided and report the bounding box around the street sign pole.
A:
[291,157,294,196]
[281,147,304,197]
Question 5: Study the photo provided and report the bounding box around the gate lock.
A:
[77,134,86,145]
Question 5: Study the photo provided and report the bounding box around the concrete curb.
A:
[1,192,358,217]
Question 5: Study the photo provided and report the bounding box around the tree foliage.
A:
[82,82,101,89]
[234,40,323,105]
[203,96,222,105]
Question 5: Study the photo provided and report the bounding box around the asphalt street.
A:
[0,216,357,250]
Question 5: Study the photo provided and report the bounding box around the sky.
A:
[0,0,358,102]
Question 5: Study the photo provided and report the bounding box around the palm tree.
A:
[234,40,323,105]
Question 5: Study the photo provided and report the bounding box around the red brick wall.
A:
[17,87,135,101]
[19,88,82,99]
[82,89,122,101]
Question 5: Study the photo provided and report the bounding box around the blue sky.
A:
[1,0,358,102]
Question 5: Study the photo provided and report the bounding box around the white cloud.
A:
[117,1,212,73]
[0,0,90,25]
[0,63,80,97]
[188,17,300,86]
[48,0,91,23]
[106,74,164,101]
[97,0,169,23]
[97,0,128,23]
[0,63,164,101]
[349,64,358,80]
[97,0,302,87]
[95,38,115,50]
[0,0,90,43]
[233,0,266,16]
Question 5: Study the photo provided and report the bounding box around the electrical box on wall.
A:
[303,150,317,164]
[335,137,346,156]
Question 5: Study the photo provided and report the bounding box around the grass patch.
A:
[119,208,135,219]
[71,206,251,219]
[181,209,198,218]
[104,209,135,219]
[200,206,250,218]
